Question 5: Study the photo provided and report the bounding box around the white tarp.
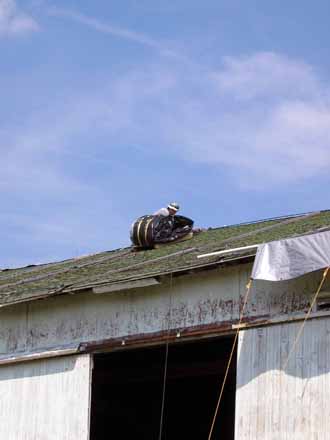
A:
[251,230,330,281]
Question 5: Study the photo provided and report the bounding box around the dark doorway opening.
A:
[90,335,236,439]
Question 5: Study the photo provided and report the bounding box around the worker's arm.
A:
[153,208,169,216]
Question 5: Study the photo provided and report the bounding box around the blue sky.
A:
[1,0,330,268]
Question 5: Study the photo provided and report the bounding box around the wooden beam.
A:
[0,345,80,366]
[197,244,259,259]
[232,309,330,331]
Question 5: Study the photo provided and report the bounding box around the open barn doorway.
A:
[90,335,236,439]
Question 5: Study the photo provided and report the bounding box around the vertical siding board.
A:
[311,318,327,438]
[255,328,267,437]
[282,322,294,439]
[306,320,315,438]
[265,325,279,437]
[326,319,330,435]
[236,317,330,440]
[0,354,91,440]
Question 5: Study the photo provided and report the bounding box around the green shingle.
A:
[1,210,330,306]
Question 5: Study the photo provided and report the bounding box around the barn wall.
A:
[235,317,330,439]
[0,354,92,440]
[0,263,327,357]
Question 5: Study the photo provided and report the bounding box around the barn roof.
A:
[1,210,330,308]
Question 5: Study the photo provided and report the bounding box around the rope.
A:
[282,266,330,371]
[158,272,173,440]
[207,278,253,440]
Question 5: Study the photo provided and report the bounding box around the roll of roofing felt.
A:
[130,215,194,249]
[130,215,156,248]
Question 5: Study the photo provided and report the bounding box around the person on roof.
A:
[154,202,180,217]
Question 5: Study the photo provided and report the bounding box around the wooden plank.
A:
[0,354,92,440]
[0,345,79,365]
[232,309,330,330]
[197,244,259,259]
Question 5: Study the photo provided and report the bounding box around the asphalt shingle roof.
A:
[1,210,330,307]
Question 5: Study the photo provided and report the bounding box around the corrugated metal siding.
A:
[0,354,91,440]
[235,317,330,439]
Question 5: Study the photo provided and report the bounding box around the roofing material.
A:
[1,210,330,308]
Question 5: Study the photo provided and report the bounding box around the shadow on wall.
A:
[245,269,330,319]
[0,354,77,381]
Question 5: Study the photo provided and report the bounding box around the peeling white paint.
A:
[0,264,327,356]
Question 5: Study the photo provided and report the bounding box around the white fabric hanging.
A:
[251,230,330,281]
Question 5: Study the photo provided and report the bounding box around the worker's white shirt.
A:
[154,207,170,216]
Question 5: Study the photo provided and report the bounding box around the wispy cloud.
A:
[78,52,328,186]
[0,0,39,36]
[48,51,328,187]
[187,52,330,183]
[3,52,330,194]
[212,52,323,101]
[49,6,179,58]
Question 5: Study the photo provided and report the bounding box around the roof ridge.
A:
[197,211,321,253]
[207,210,322,233]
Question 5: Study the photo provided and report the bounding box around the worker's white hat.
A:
[168,202,180,212]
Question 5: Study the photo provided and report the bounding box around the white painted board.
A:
[235,318,330,439]
[0,354,92,440]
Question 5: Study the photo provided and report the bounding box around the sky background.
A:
[1,0,330,268]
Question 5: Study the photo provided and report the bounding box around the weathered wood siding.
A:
[0,265,243,356]
[0,263,327,357]
[0,354,92,440]
[235,317,330,439]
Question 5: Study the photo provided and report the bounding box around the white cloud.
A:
[183,53,330,184]
[0,0,39,36]
[49,7,179,58]
[90,52,329,186]
[212,52,323,101]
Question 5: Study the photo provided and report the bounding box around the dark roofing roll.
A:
[130,215,156,248]
[131,215,194,249]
